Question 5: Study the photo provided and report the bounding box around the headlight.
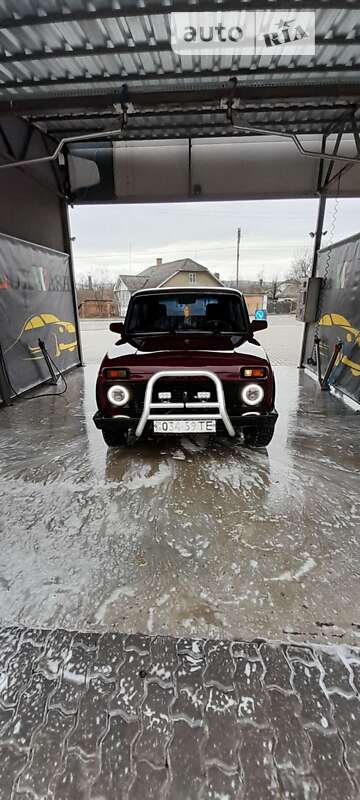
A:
[241,383,264,406]
[107,384,130,406]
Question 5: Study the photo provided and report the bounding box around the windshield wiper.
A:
[130,329,246,336]
[130,330,167,335]
[175,329,246,335]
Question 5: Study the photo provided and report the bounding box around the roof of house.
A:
[223,279,270,293]
[277,280,301,298]
[132,286,244,297]
[139,258,215,288]
[117,259,221,292]
[116,274,148,292]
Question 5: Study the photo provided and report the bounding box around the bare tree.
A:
[287,251,312,283]
[92,271,112,301]
[76,269,113,292]
[270,275,279,302]
[257,269,264,288]
[76,269,115,317]
[75,273,90,290]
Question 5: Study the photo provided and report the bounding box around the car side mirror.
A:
[109,321,124,334]
[250,319,268,336]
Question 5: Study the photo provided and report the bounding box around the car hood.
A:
[102,333,270,376]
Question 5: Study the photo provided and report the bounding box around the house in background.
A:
[115,258,223,317]
[77,285,117,318]
[222,280,268,317]
[267,280,300,314]
[115,276,149,319]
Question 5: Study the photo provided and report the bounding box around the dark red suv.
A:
[94,287,278,447]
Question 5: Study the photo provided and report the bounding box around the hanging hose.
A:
[307,182,340,379]
[0,343,12,405]
[0,339,68,402]
[321,340,343,391]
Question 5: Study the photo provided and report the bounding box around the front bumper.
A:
[95,369,277,439]
[93,409,278,435]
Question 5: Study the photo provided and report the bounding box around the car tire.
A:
[102,430,127,447]
[243,426,274,448]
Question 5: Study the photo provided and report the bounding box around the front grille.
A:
[128,382,146,415]
[223,382,243,414]
[128,378,243,416]
[154,378,217,403]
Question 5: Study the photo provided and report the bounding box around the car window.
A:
[24,316,44,330]
[127,293,247,334]
[41,313,59,324]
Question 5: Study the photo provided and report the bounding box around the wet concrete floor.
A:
[0,352,359,646]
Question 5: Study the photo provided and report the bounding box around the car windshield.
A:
[127,293,248,334]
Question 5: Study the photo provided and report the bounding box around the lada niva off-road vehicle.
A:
[94,287,278,447]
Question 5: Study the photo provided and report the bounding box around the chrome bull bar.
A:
[135,370,236,438]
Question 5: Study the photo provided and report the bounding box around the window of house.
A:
[189,273,196,284]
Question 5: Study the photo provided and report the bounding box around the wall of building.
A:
[116,285,131,318]
[304,233,360,406]
[244,294,266,316]
[0,116,81,401]
[69,136,360,204]
[0,234,80,399]
[78,300,117,318]
[0,116,67,252]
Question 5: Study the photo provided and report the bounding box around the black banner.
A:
[306,233,360,405]
[0,233,79,396]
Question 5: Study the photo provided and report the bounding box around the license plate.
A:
[153,419,216,434]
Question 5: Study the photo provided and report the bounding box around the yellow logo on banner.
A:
[6,313,77,360]
[320,313,360,377]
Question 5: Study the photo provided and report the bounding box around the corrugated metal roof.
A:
[0,1,358,140]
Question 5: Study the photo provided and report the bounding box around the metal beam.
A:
[0,36,357,67]
[1,64,359,94]
[323,160,355,190]
[321,128,345,188]
[351,115,360,155]
[29,102,356,123]
[0,121,16,158]
[46,119,353,138]
[1,83,360,116]
[43,127,356,142]
[19,124,33,160]
[320,118,360,190]
[60,202,84,366]
[316,134,328,193]
[298,134,328,368]
[188,137,192,197]
[0,41,171,66]
[0,2,355,31]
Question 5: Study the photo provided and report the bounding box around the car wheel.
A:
[243,426,274,448]
[102,430,127,447]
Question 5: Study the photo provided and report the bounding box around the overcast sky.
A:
[69,198,360,284]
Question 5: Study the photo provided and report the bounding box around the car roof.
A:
[131,286,244,298]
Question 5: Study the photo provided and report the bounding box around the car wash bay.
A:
[1,316,359,645]
[0,3,360,797]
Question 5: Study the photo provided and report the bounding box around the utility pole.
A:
[236,227,241,288]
